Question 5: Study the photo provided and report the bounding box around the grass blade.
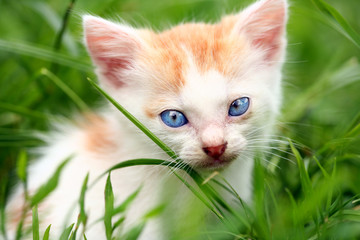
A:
[25,1,79,56]
[112,186,142,216]
[59,223,74,240]
[79,173,89,226]
[0,141,43,147]
[0,176,7,239]
[329,194,360,218]
[103,158,238,222]
[312,0,360,49]
[32,205,40,240]
[106,159,180,172]
[70,173,89,240]
[100,159,223,219]
[208,176,252,229]
[16,150,28,184]
[104,173,114,240]
[87,78,179,161]
[345,121,360,139]
[344,112,360,138]
[171,170,224,220]
[313,156,330,179]
[112,216,125,232]
[42,224,51,240]
[285,188,300,228]
[0,102,48,120]
[26,1,78,55]
[53,0,76,52]
[0,39,92,72]
[41,68,90,112]
[253,157,270,239]
[121,222,145,240]
[30,156,71,206]
[142,205,165,220]
[288,139,312,197]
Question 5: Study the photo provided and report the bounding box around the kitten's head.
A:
[83,0,288,169]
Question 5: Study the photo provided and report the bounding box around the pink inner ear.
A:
[84,18,138,88]
[253,10,285,61]
[97,57,132,88]
[239,0,287,62]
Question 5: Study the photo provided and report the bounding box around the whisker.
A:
[261,158,281,169]
[246,145,295,157]
[260,150,295,164]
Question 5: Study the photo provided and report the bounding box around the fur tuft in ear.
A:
[234,0,287,62]
[83,15,141,88]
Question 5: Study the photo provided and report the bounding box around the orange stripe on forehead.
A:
[139,31,188,94]
[168,22,242,73]
[80,114,118,154]
[141,18,245,88]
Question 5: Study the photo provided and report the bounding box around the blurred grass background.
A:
[0,0,359,239]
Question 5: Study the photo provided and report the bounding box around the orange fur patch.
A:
[7,193,46,233]
[82,114,117,154]
[144,97,172,118]
[7,201,28,230]
[143,16,245,81]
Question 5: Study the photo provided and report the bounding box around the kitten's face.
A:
[84,0,287,169]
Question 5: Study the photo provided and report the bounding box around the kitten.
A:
[6,0,287,239]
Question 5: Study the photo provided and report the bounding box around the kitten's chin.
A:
[200,159,230,170]
[194,156,237,171]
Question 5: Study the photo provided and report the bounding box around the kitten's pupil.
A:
[233,101,240,109]
[170,112,177,121]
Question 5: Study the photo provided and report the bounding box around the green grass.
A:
[1,0,360,239]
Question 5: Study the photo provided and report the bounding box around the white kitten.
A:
[6,0,287,239]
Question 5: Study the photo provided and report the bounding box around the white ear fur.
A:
[83,15,141,88]
[234,0,288,62]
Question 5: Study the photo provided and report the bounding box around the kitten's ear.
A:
[234,0,287,62]
[83,15,141,88]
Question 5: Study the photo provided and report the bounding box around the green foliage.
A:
[312,0,360,48]
[0,0,359,239]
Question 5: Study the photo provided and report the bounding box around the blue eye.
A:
[160,110,188,128]
[228,97,250,116]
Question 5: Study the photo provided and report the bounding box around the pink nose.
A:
[203,143,227,159]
